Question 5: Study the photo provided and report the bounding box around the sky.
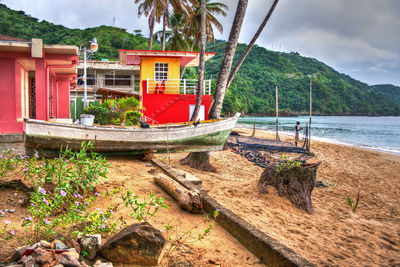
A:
[2,0,399,86]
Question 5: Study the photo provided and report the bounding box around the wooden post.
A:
[309,78,312,150]
[275,85,280,142]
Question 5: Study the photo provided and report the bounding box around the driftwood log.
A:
[259,161,322,213]
[154,175,202,213]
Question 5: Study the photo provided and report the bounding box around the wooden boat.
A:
[24,113,240,156]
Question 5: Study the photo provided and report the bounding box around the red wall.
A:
[0,58,20,134]
[142,92,212,124]
[57,80,71,118]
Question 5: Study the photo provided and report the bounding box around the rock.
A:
[93,260,113,267]
[80,234,101,260]
[65,239,81,254]
[55,253,82,267]
[10,246,30,262]
[101,222,166,265]
[30,247,53,265]
[40,241,51,249]
[51,240,68,250]
[21,255,38,267]
[145,164,152,167]
[63,248,80,261]
[8,209,15,213]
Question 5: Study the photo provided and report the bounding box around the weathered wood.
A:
[24,114,240,156]
[259,162,322,213]
[154,174,202,213]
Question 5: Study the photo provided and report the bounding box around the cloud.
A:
[2,0,399,85]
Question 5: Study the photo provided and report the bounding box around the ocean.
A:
[237,116,400,155]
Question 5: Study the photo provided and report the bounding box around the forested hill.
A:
[1,3,399,116]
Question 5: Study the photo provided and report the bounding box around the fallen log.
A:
[259,161,322,213]
[154,174,202,213]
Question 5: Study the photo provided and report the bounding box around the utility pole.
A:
[275,85,280,142]
[308,76,313,151]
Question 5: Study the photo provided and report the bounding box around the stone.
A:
[65,239,81,254]
[51,240,68,250]
[21,255,38,267]
[40,241,51,249]
[79,234,101,260]
[55,253,82,267]
[63,248,80,260]
[10,246,30,262]
[8,209,15,213]
[93,260,113,267]
[101,222,166,265]
[30,247,53,265]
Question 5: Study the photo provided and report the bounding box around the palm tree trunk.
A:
[190,0,206,122]
[180,35,199,79]
[181,0,248,172]
[148,18,155,50]
[208,0,249,119]
[162,10,167,50]
[226,0,279,89]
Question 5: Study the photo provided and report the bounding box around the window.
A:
[105,75,131,86]
[155,63,168,81]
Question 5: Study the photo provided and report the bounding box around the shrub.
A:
[16,142,118,241]
[84,97,143,126]
[124,110,142,126]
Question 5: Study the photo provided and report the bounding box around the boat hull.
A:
[24,114,239,156]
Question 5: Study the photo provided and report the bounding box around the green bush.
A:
[124,110,142,126]
[84,97,142,126]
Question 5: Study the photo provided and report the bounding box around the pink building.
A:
[0,34,78,137]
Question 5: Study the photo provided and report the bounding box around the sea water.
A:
[237,116,400,155]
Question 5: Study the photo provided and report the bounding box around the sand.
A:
[163,128,400,266]
[1,129,400,266]
[0,154,263,266]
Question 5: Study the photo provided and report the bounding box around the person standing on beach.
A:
[295,121,303,147]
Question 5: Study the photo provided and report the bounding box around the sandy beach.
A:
[164,128,400,266]
[1,129,399,266]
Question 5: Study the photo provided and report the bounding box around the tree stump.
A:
[180,152,217,173]
[259,161,321,213]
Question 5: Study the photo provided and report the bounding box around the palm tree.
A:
[226,0,279,89]
[154,12,191,51]
[179,0,227,78]
[160,0,189,50]
[185,0,228,49]
[180,0,249,172]
[190,0,207,122]
[135,0,165,50]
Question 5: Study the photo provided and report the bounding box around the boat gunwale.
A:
[24,113,240,134]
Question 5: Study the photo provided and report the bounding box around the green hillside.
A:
[371,84,400,105]
[1,4,399,116]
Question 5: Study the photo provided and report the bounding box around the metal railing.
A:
[146,79,212,95]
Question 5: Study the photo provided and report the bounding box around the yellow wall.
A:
[140,57,181,95]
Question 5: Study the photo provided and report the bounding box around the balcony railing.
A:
[146,79,212,95]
